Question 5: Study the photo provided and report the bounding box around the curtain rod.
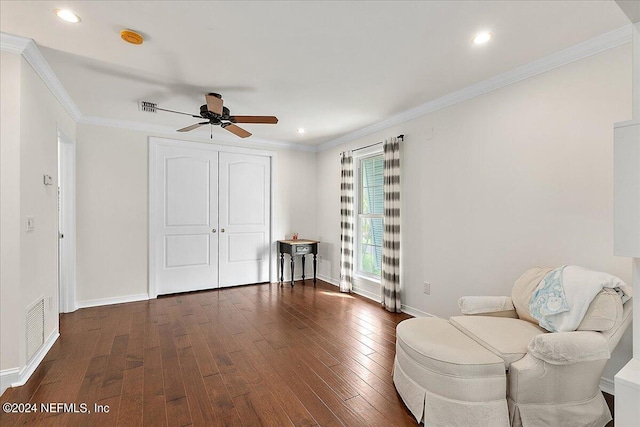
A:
[341,134,404,156]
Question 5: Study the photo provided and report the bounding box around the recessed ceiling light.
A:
[297,128,306,134]
[54,9,81,23]
[473,32,492,45]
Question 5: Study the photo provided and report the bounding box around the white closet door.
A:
[218,152,271,287]
[154,145,219,295]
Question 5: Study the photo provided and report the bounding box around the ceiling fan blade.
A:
[222,123,252,138]
[230,115,278,124]
[205,93,223,115]
[177,123,207,132]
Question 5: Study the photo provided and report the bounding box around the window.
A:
[357,154,384,278]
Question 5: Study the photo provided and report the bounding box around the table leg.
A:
[290,254,295,288]
[301,255,306,283]
[313,253,317,286]
[280,252,284,286]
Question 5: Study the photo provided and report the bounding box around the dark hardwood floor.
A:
[604,392,614,427]
[0,280,416,426]
[0,280,617,426]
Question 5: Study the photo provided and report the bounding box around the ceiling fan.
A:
[141,93,278,138]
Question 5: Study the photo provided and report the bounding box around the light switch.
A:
[26,216,35,232]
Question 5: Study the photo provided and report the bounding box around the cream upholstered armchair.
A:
[393,266,632,427]
[454,267,633,427]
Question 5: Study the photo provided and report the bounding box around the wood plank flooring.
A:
[0,280,416,426]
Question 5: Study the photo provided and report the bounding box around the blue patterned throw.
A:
[529,266,570,332]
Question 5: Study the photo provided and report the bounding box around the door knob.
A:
[212,229,216,233]
[221,229,225,233]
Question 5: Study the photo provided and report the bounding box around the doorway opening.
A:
[57,130,76,313]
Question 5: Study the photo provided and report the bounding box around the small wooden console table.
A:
[278,239,319,287]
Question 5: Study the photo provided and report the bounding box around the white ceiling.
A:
[0,1,631,146]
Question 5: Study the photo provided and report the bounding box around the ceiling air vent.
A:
[139,100,157,113]
[26,297,45,361]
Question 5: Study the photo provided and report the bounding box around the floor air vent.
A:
[26,298,45,361]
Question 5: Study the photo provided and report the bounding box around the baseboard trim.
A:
[318,274,339,287]
[319,275,439,314]
[0,368,20,396]
[1,329,59,396]
[318,274,382,304]
[401,304,436,318]
[273,275,323,286]
[600,376,615,395]
[351,287,381,303]
[76,293,149,309]
[317,275,379,300]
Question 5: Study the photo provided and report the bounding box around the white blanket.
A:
[529,265,632,332]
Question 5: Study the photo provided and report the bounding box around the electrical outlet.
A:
[424,282,431,295]
[26,216,35,232]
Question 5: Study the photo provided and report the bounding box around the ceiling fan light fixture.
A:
[121,29,144,45]
[159,93,277,138]
[473,31,492,45]
[54,9,80,23]
[297,128,306,134]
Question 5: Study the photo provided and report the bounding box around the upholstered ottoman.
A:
[394,317,510,426]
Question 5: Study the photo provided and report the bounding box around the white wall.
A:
[0,52,76,379]
[317,45,633,381]
[2,29,632,395]
[75,124,317,304]
[20,54,76,345]
[75,125,149,303]
[1,52,23,372]
[271,147,318,281]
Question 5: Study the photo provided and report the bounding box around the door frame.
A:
[57,129,77,313]
[148,137,276,298]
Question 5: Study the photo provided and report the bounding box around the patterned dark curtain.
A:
[382,138,401,312]
[339,152,354,293]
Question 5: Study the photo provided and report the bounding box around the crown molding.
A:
[0,32,30,54]
[3,24,632,154]
[0,31,312,151]
[78,115,317,152]
[1,32,82,121]
[317,24,633,151]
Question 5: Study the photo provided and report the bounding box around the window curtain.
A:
[339,152,354,293]
[382,138,401,312]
